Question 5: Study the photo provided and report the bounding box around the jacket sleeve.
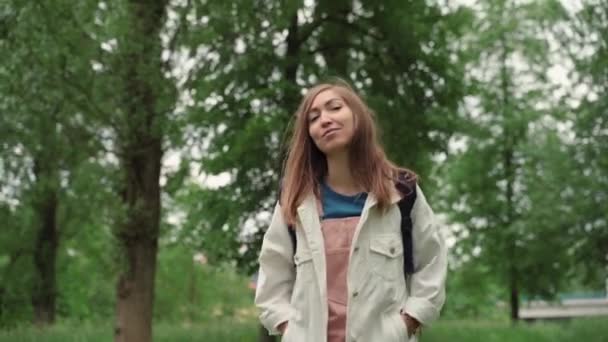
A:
[402,184,448,326]
[254,202,296,335]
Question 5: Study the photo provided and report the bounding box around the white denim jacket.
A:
[255,184,447,342]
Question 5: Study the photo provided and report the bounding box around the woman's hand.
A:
[277,321,288,335]
[400,313,420,337]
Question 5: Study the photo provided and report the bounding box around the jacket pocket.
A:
[290,249,314,316]
[293,249,314,283]
[281,322,294,342]
[390,312,409,341]
[369,234,403,281]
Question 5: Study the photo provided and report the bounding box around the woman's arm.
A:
[401,185,448,327]
[254,202,296,335]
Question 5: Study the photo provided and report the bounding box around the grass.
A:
[423,318,607,342]
[1,317,606,342]
[0,319,258,342]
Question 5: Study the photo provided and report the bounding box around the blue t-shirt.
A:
[320,182,367,219]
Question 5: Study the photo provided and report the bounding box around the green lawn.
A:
[0,319,259,342]
[423,318,607,342]
[1,318,606,342]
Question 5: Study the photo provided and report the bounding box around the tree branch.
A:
[163,0,192,71]
[298,13,330,47]
[325,14,384,42]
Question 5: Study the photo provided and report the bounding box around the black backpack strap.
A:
[287,224,297,254]
[278,179,298,255]
[395,172,417,275]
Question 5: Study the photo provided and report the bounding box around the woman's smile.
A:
[323,128,340,138]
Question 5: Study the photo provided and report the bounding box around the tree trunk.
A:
[498,0,519,322]
[115,231,160,342]
[509,266,519,322]
[316,0,351,77]
[113,132,162,342]
[113,1,167,341]
[31,158,59,326]
[276,12,302,176]
[0,249,25,322]
[284,12,301,110]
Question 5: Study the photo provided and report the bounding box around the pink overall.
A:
[319,197,359,342]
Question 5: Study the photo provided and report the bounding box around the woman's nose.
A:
[319,112,332,126]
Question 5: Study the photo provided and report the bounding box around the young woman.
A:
[255,80,447,342]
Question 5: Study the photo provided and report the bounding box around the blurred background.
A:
[0,0,606,341]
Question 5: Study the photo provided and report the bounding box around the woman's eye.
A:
[330,105,341,111]
[309,115,319,122]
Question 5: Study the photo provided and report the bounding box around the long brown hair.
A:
[280,79,416,225]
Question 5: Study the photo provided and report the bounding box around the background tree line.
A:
[0,0,606,341]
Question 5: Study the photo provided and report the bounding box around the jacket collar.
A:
[296,183,402,216]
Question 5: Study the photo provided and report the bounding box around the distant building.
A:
[520,292,608,320]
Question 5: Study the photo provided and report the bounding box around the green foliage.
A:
[435,0,585,319]
[0,0,119,325]
[2,239,253,326]
[173,0,470,276]
[153,244,253,323]
[0,0,606,330]
[442,264,504,320]
[560,0,608,284]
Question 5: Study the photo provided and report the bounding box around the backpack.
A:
[280,172,417,276]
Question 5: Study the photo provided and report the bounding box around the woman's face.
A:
[307,88,356,156]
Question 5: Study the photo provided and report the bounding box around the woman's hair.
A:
[280,79,416,225]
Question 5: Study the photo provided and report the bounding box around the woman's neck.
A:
[325,151,363,195]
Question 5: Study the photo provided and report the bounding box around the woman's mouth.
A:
[323,128,340,138]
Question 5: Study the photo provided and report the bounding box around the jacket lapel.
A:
[295,188,397,305]
[349,192,376,255]
[296,193,327,301]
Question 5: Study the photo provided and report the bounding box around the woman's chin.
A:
[320,143,349,157]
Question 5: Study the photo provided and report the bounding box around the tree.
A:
[551,0,608,286]
[105,1,174,341]
[0,0,102,325]
[437,0,569,321]
[2,0,184,338]
[173,0,468,277]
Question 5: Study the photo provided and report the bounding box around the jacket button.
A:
[390,247,395,255]
[353,291,359,298]
[354,246,360,253]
